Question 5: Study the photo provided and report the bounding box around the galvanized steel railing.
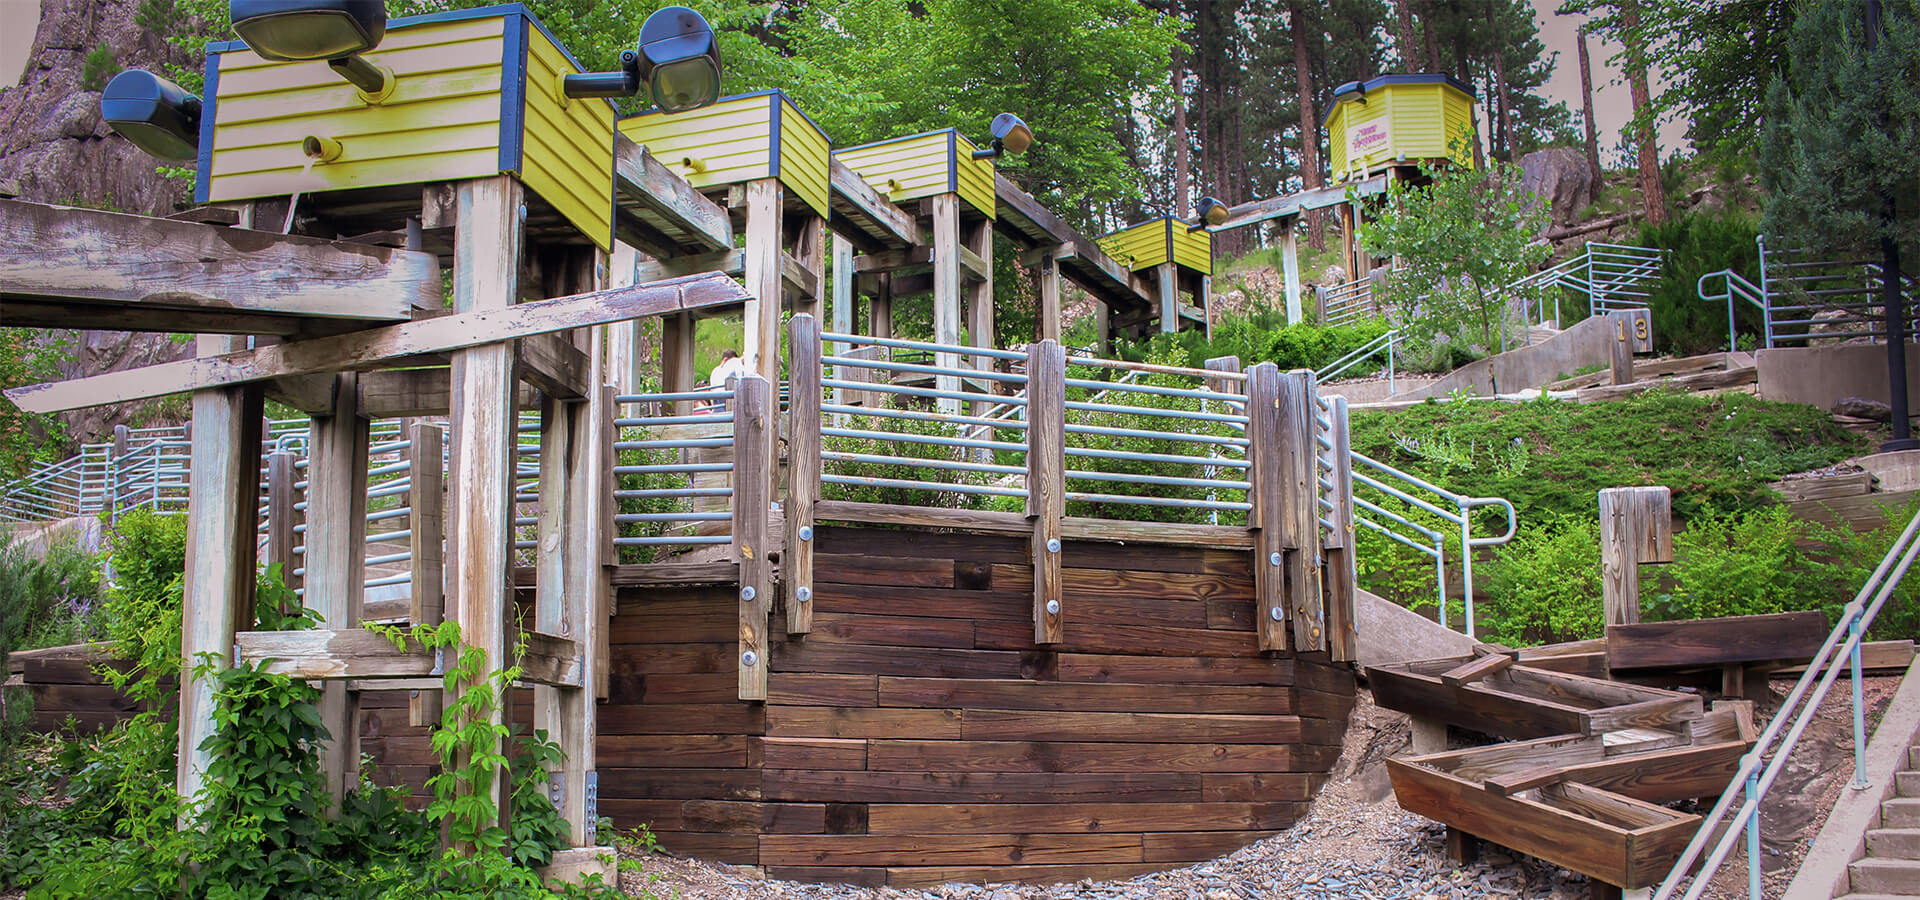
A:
[1315,329,1400,392]
[1696,267,1767,353]
[1317,274,1378,327]
[1654,507,1920,900]
[611,388,740,557]
[1062,355,1251,520]
[1346,450,1517,635]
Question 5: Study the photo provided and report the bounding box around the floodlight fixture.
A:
[563,6,724,113]
[229,0,394,99]
[971,112,1033,160]
[100,69,201,161]
[1332,80,1367,106]
[1190,196,1229,232]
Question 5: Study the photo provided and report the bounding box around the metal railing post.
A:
[1459,506,1475,637]
[1850,615,1870,789]
[1745,774,1762,900]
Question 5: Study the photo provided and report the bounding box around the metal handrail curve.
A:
[1348,449,1518,635]
[1696,268,1767,354]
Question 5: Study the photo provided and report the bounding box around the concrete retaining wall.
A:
[1755,342,1920,412]
[1388,314,1615,401]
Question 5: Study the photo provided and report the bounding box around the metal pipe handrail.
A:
[1656,507,1920,900]
[1348,449,1517,633]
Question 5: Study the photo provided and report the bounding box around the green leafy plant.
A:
[1478,516,1606,646]
[80,44,117,92]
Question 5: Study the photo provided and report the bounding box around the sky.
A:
[1531,0,1690,162]
[0,0,1690,163]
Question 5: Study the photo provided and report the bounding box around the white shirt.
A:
[709,356,747,388]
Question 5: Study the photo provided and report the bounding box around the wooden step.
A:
[1851,858,1920,894]
[1869,828,1920,860]
[1886,798,1920,828]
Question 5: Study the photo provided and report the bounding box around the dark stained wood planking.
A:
[761,770,1207,804]
[863,740,1306,774]
[1605,611,1828,671]
[866,802,1303,835]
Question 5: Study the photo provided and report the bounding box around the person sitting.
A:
[708,349,747,389]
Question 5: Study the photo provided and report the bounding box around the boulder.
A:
[1518,148,1599,228]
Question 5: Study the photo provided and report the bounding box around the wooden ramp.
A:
[1370,652,1752,896]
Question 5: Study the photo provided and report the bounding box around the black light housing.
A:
[229,0,386,61]
[230,0,393,98]
[970,112,1033,160]
[563,6,723,113]
[1190,196,1229,232]
[101,69,202,161]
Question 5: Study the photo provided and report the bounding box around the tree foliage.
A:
[1760,0,1920,263]
[1357,159,1550,361]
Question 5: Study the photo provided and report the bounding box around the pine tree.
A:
[1762,0,1920,446]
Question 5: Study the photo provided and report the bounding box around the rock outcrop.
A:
[1518,147,1599,229]
[0,0,196,445]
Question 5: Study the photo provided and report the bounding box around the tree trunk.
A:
[1621,0,1667,226]
[1421,0,1440,72]
[1490,5,1512,161]
[1884,235,1913,447]
[1290,0,1325,251]
[1577,26,1601,177]
[1171,48,1190,217]
[1396,0,1420,70]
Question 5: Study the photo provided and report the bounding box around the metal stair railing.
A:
[1696,268,1767,353]
[1318,275,1378,327]
[1653,507,1920,900]
[1315,329,1401,392]
[1346,450,1517,635]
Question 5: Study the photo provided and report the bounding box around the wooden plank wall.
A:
[593,525,1355,888]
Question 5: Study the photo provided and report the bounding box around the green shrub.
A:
[1113,303,1394,374]
[1350,391,1865,526]
[1652,504,1818,621]
[98,509,189,703]
[80,43,116,92]
[1478,516,1606,646]
[1633,211,1765,356]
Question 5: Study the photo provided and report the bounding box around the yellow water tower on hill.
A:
[1324,73,1476,184]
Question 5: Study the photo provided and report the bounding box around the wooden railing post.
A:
[1283,370,1327,653]
[307,371,370,807]
[405,423,444,728]
[1599,485,1673,627]
[734,375,773,700]
[265,450,296,595]
[1246,363,1288,651]
[1323,396,1359,661]
[1027,339,1066,644]
[786,314,821,635]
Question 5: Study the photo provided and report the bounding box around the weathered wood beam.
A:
[7,272,748,413]
[857,245,989,284]
[612,135,731,256]
[234,628,581,687]
[828,158,919,251]
[992,173,1073,248]
[632,248,818,306]
[0,197,434,329]
[516,332,590,400]
[1213,175,1388,232]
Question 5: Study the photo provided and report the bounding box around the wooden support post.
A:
[662,311,695,414]
[1199,275,1213,342]
[532,391,574,809]
[931,193,963,413]
[406,423,444,728]
[1027,340,1067,644]
[264,450,296,593]
[1282,370,1326,653]
[1037,251,1062,342]
[560,381,612,844]
[742,178,784,386]
[831,235,855,347]
[792,215,826,322]
[1246,363,1288,652]
[448,174,522,825]
[733,376,773,700]
[964,218,994,360]
[1609,311,1635,386]
[1324,395,1359,662]
[1281,222,1303,324]
[786,315,821,635]
[872,273,893,341]
[1094,299,1111,356]
[1156,262,1179,335]
[307,372,370,804]
[176,371,264,817]
[1599,486,1673,627]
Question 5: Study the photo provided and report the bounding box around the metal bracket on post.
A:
[584,770,599,845]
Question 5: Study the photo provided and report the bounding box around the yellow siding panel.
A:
[836,132,954,205]
[522,26,614,249]
[206,15,506,202]
[1328,105,1349,178]
[619,94,776,192]
[1171,221,1211,275]
[1097,220,1170,272]
[953,133,995,220]
[776,95,830,217]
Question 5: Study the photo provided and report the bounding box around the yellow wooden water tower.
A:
[197,5,617,250]
[1324,73,1477,184]
[1096,216,1212,334]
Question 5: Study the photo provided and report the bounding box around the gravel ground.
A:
[616,675,1907,900]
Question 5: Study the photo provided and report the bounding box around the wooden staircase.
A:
[1839,738,1920,899]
